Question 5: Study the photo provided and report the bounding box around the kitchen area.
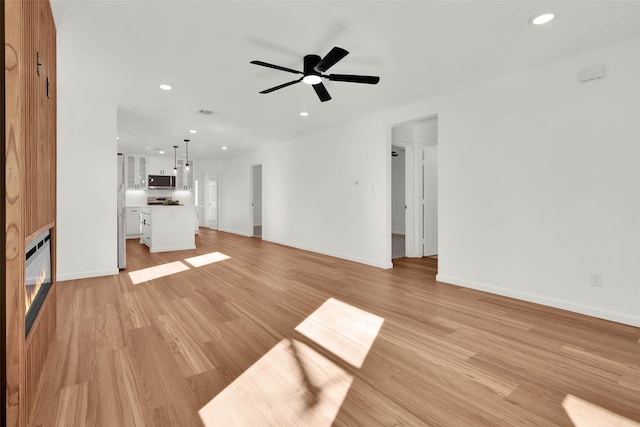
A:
[117,152,201,265]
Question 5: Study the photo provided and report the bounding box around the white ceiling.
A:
[51,1,640,161]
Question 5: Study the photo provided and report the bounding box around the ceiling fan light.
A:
[302,75,322,85]
[530,13,554,25]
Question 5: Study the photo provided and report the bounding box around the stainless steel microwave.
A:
[148,175,176,189]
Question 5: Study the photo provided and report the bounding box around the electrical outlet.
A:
[590,272,603,288]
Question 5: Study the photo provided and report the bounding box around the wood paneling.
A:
[30,231,640,426]
[24,291,56,425]
[2,1,7,425]
[23,0,56,235]
[4,0,57,426]
[5,1,26,425]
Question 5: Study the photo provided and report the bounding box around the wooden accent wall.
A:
[2,1,7,425]
[4,1,57,426]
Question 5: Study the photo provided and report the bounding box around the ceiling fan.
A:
[250,46,380,102]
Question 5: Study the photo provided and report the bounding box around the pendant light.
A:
[184,139,190,172]
[173,145,178,174]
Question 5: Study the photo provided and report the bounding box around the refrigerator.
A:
[117,153,126,269]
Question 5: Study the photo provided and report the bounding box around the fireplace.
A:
[25,229,52,337]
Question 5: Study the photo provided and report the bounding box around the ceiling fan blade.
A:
[327,74,380,84]
[259,78,303,94]
[312,82,332,102]
[250,60,303,75]
[315,47,349,72]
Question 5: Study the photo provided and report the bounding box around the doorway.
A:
[391,146,406,258]
[203,173,218,230]
[390,116,438,262]
[251,165,262,239]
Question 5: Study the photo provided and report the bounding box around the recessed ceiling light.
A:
[302,75,322,85]
[116,136,120,140]
[189,129,197,134]
[530,13,555,25]
[159,84,173,91]
[221,146,228,150]
[299,112,309,117]
[158,150,165,154]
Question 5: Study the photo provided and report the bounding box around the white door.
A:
[423,146,438,256]
[251,165,262,238]
[204,173,218,230]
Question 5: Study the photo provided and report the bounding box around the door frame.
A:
[389,114,438,263]
[203,172,219,230]
[250,164,262,237]
[391,142,417,257]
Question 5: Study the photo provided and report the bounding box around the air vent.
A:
[198,109,215,115]
[577,65,606,83]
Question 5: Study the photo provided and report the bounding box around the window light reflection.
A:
[295,298,385,369]
[199,339,353,427]
[184,251,231,267]
[562,394,640,427]
[128,261,190,285]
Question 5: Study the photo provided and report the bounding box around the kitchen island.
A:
[140,206,195,253]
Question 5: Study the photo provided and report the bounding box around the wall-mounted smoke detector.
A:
[198,109,215,115]
[577,65,606,83]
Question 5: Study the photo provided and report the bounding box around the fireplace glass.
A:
[25,229,52,337]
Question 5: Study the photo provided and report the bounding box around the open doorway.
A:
[251,165,262,239]
[391,147,406,258]
[203,173,218,230]
[390,116,438,262]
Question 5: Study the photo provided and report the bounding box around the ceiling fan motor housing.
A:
[304,54,322,77]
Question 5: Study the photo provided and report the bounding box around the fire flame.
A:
[25,265,47,314]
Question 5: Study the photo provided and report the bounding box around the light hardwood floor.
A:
[31,230,640,426]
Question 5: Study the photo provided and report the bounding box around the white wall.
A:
[415,118,438,145]
[391,149,406,234]
[57,103,118,281]
[219,117,391,268]
[434,36,640,327]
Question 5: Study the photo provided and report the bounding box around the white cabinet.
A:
[126,155,148,189]
[148,156,175,175]
[125,207,141,238]
[140,206,195,253]
[176,159,194,190]
[140,209,152,246]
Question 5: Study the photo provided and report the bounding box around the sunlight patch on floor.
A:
[562,394,640,427]
[128,261,190,285]
[199,339,353,427]
[295,298,385,369]
[184,251,231,267]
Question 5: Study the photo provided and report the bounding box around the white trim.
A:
[57,268,119,282]
[219,227,253,237]
[265,237,393,270]
[149,244,196,253]
[436,274,640,328]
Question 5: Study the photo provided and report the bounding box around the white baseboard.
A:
[149,244,196,253]
[436,274,640,328]
[57,268,119,282]
[264,236,393,270]
[219,227,252,237]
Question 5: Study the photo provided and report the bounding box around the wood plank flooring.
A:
[31,230,640,426]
